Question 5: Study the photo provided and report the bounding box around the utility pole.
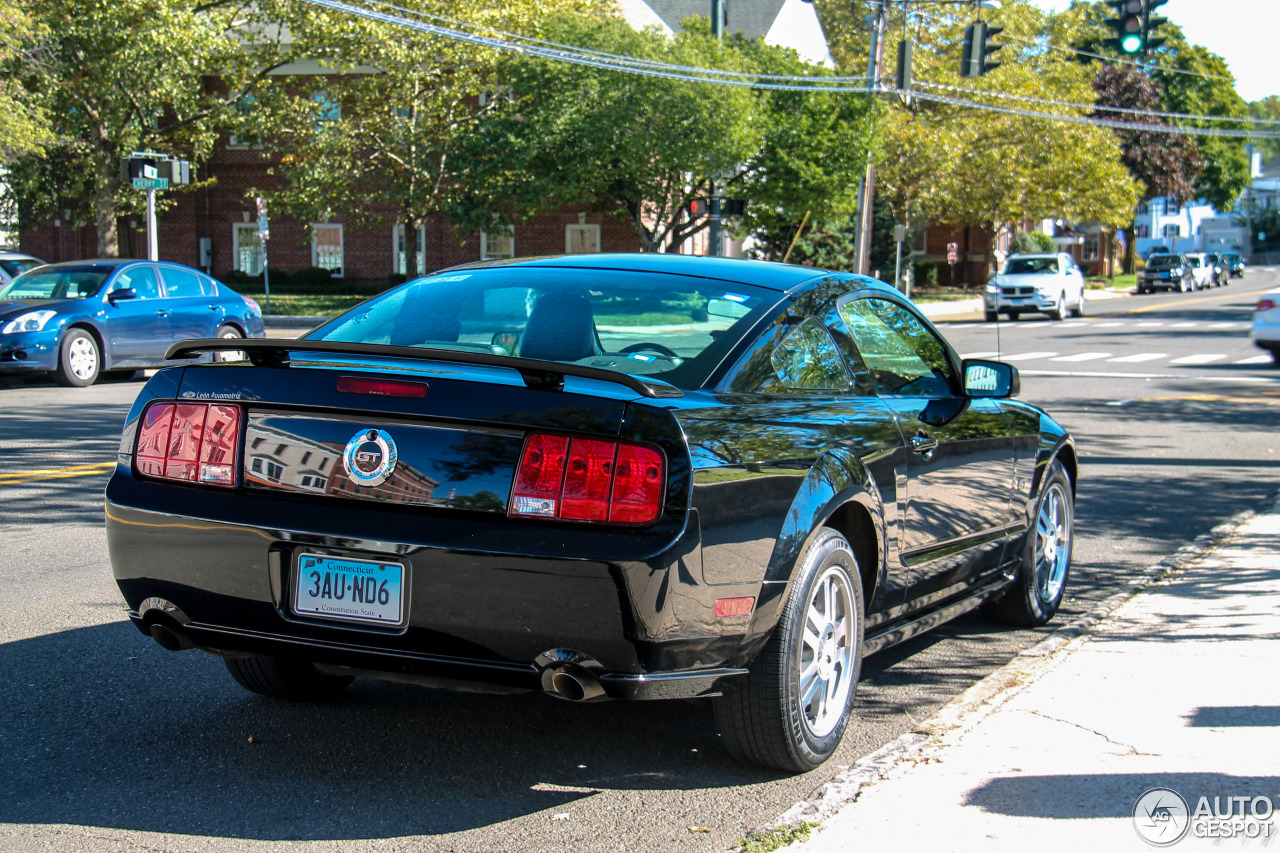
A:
[1245,143,1255,261]
[708,0,724,256]
[853,0,889,275]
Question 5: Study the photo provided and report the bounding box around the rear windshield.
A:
[1146,255,1181,269]
[0,258,42,278]
[0,266,109,300]
[1003,257,1058,275]
[307,267,780,389]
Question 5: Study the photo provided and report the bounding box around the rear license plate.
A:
[293,553,406,627]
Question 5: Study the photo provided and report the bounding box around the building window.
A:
[1162,224,1181,240]
[1136,201,1149,215]
[313,91,341,126]
[480,226,514,260]
[312,224,344,276]
[911,227,928,254]
[1083,234,1100,261]
[393,224,426,276]
[565,224,600,254]
[233,223,263,275]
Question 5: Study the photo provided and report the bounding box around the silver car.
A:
[984,253,1087,322]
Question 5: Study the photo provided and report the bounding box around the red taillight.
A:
[336,376,428,398]
[714,597,756,618]
[1258,299,1276,312]
[510,433,665,525]
[134,401,242,487]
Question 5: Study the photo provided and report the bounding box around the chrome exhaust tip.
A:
[148,622,194,652]
[547,666,606,702]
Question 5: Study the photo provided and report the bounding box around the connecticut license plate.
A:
[293,553,406,627]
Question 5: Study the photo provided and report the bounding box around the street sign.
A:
[947,242,959,263]
[132,177,169,190]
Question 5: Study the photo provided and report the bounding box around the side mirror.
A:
[963,359,1019,398]
[108,287,138,302]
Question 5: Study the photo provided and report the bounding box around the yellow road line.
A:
[0,462,116,486]
[1118,287,1276,316]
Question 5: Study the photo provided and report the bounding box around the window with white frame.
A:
[565,224,600,254]
[233,223,263,275]
[1162,224,1181,240]
[1083,234,1100,261]
[312,224,344,276]
[393,224,426,276]
[480,226,515,260]
[911,227,928,254]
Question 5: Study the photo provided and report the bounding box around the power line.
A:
[916,81,1277,126]
[1001,33,1237,83]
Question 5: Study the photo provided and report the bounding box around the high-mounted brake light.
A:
[336,376,428,398]
[135,401,242,487]
[509,432,665,525]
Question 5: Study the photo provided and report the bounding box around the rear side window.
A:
[769,318,850,391]
[160,266,210,297]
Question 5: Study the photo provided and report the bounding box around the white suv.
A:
[984,253,1086,322]
[0,251,45,284]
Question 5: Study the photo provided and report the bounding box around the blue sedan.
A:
[0,259,265,387]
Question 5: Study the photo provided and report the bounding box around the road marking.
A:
[1057,321,1090,327]
[1136,321,1166,327]
[1169,321,1200,328]
[1051,352,1112,362]
[960,351,1001,359]
[1235,355,1274,365]
[0,461,116,487]
[998,351,1058,361]
[1109,353,1168,363]
[1208,322,1244,329]
[1019,369,1280,382]
[1094,322,1126,327]
[1121,287,1278,315]
[1170,354,1227,365]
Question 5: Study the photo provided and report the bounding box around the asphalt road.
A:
[1,270,1277,852]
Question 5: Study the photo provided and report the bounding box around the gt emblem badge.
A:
[342,428,399,487]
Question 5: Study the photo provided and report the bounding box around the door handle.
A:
[911,432,939,456]
[155,309,170,317]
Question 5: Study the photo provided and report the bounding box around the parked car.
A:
[984,252,1086,321]
[1221,252,1246,278]
[1203,252,1227,286]
[106,253,1077,773]
[1137,253,1192,293]
[1182,253,1217,290]
[1142,245,1172,259]
[0,259,265,387]
[1253,289,1280,365]
[0,251,46,284]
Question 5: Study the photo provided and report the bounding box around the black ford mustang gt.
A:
[106,254,1076,773]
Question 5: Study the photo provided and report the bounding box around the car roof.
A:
[1006,253,1060,259]
[435,253,835,293]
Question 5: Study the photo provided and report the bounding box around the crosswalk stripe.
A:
[1208,322,1243,329]
[1170,354,1227,364]
[960,351,1001,359]
[1235,355,1274,365]
[1093,322,1126,327]
[1169,322,1200,328]
[1051,352,1112,362]
[999,352,1058,361]
[1136,321,1166,327]
[1109,353,1168,363]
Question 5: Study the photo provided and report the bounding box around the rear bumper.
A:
[106,471,761,698]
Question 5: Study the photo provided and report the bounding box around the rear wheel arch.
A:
[824,499,882,612]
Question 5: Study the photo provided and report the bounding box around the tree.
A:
[0,0,51,164]
[5,0,294,256]
[1248,97,1280,164]
[1011,231,1057,253]
[1093,63,1204,273]
[253,0,593,271]
[449,12,878,253]
[1154,45,1250,213]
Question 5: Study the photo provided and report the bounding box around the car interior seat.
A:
[519,291,602,362]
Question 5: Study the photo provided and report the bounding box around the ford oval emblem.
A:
[342,428,398,487]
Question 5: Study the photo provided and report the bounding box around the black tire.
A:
[224,655,353,701]
[985,311,998,322]
[1070,293,1085,318]
[984,460,1073,627]
[211,324,245,363]
[55,327,100,387]
[714,528,864,773]
[1048,293,1066,321]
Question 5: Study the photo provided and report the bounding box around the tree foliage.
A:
[1248,96,1280,164]
[5,0,295,255]
[0,0,51,165]
[448,12,878,253]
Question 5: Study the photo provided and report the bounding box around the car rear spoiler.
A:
[166,338,684,399]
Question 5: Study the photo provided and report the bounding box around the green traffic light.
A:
[1120,33,1143,53]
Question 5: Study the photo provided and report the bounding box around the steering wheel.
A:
[619,342,680,359]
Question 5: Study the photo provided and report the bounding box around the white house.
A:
[618,0,834,66]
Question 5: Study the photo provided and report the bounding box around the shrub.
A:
[291,266,334,289]
[1010,231,1057,254]
[913,261,940,288]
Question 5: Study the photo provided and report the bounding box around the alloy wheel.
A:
[1034,481,1072,605]
[798,566,857,738]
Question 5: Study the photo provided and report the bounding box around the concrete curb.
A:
[757,494,1276,843]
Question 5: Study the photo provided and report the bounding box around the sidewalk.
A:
[777,499,1280,851]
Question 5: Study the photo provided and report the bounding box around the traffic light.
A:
[1144,0,1169,52]
[896,37,913,91]
[961,21,1003,78]
[1106,0,1145,55]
